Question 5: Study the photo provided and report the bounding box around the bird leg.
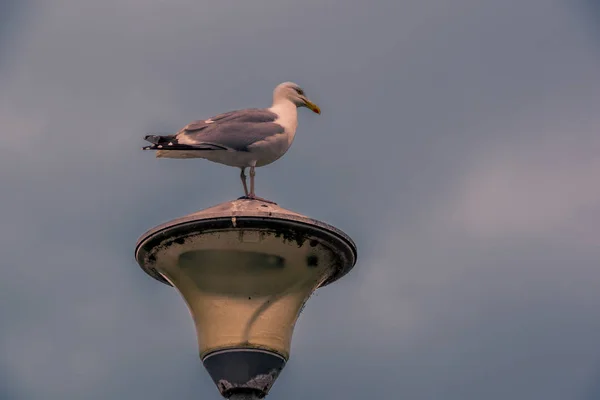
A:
[249,166,256,197]
[240,168,249,197]
[240,166,276,204]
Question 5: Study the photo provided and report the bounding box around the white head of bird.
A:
[272,82,321,114]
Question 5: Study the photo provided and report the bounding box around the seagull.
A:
[142,82,321,202]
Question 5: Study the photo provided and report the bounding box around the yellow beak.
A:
[304,99,321,114]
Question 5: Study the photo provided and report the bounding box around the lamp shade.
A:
[135,199,357,398]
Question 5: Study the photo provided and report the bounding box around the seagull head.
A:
[273,82,321,114]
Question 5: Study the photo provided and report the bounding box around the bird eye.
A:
[295,88,305,95]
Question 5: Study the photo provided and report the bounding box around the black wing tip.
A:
[142,143,170,150]
[144,134,159,143]
[142,135,228,152]
[141,141,192,151]
[144,134,176,144]
[141,143,227,151]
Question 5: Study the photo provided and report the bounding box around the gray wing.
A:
[174,108,285,152]
[184,109,278,130]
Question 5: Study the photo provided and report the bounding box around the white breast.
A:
[244,103,298,167]
[269,103,298,148]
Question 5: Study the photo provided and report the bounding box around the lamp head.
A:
[136,199,357,398]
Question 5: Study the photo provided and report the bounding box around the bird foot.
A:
[238,195,278,205]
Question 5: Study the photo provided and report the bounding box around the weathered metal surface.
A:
[203,348,285,398]
[135,198,357,287]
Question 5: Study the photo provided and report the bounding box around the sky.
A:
[1,0,600,399]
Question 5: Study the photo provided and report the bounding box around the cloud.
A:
[0,0,31,72]
[431,117,600,242]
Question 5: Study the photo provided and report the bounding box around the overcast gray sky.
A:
[1,0,600,399]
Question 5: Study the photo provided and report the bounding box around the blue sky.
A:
[1,0,600,399]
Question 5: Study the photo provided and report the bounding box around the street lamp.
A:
[135,199,357,399]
